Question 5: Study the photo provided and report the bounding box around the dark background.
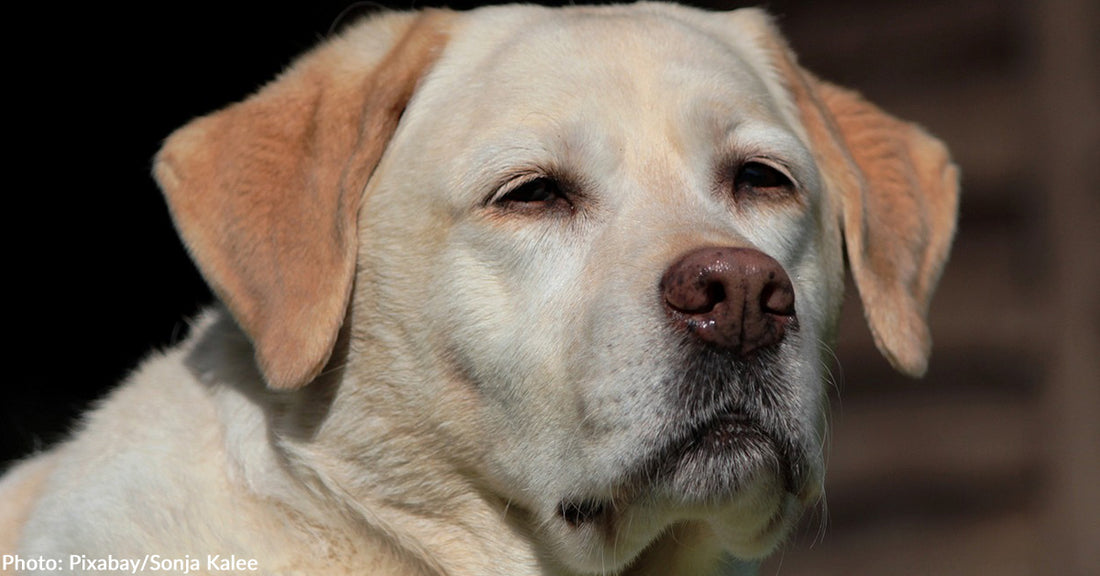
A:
[5,1,1097,574]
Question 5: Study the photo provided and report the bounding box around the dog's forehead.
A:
[440,6,787,122]
[386,4,810,208]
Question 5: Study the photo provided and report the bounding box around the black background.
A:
[4,0,551,468]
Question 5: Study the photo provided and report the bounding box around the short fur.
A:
[1,4,957,575]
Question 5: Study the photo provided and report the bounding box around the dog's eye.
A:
[734,162,794,196]
[496,177,572,210]
[501,178,558,203]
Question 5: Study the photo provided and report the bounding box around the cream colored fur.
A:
[1,4,957,575]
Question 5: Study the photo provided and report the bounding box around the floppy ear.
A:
[763,28,959,377]
[154,11,453,390]
[815,81,959,377]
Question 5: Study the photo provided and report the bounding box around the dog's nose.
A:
[661,247,796,355]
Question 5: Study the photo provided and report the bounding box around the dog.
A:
[0,3,958,575]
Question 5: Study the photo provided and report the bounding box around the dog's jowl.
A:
[0,4,957,575]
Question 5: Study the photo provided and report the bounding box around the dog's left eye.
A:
[734,161,794,196]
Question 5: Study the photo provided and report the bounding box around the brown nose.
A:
[660,247,796,355]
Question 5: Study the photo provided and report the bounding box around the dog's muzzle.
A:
[651,246,808,500]
[555,246,810,529]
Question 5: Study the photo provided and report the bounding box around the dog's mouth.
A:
[654,406,802,500]
[558,499,608,527]
[556,409,801,528]
[556,341,811,530]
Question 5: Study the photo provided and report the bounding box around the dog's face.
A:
[155,4,957,572]
[364,7,838,566]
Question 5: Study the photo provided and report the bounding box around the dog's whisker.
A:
[814,492,830,549]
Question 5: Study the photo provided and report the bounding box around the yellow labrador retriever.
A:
[0,3,957,575]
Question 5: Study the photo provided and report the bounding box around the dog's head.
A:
[155,4,957,572]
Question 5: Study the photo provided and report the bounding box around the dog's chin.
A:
[540,344,816,573]
[542,461,801,574]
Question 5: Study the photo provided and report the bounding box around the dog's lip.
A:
[555,404,804,529]
[681,407,760,454]
[663,406,801,496]
[557,499,609,527]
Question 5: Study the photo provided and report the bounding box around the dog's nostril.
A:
[704,282,727,311]
[662,269,727,315]
[762,279,795,317]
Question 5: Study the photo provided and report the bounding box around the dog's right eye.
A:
[501,177,558,203]
[495,177,573,212]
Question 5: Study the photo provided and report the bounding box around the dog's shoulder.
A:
[9,312,229,548]
[0,450,59,553]
[6,310,435,574]
[9,313,256,552]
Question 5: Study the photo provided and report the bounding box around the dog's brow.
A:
[723,123,817,189]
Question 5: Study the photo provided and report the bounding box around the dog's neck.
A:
[186,308,761,575]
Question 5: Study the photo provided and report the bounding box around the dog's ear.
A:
[761,22,959,377]
[814,82,959,377]
[154,11,453,390]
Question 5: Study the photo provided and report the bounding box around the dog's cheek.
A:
[422,224,602,493]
